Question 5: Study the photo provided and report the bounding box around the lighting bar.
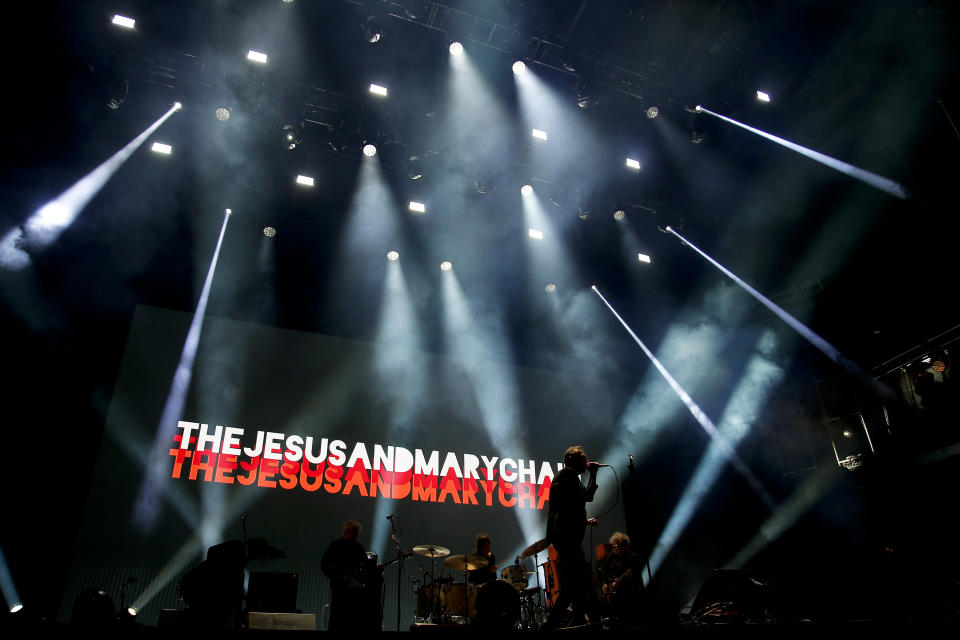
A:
[528,229,543,240]
[247,50,268,64]
[756,90,771,102]
[626,158,641,170]
[531,129,548,141]
[151,142,172,154]
[637,253,651,263]
[408,201,426,213]
[112,15,135,29]
[369,84,388,97]
[296,175,314,186]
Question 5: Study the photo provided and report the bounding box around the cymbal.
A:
[443,554,488,571]
[412,544,450,558]
[520,538,550,559]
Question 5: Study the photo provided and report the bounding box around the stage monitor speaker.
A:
[690,569,780,622]
[246,571,298,612]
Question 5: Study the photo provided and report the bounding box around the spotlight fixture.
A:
[247,50,268,64]
[449,41,463,56]
[226,209,232,214]
[545,283,557,293]
[614,209,625,221]
[512,61,526,74]
[626,158,641,170]
[694,105,703,113]
[637,253,651,263]
[520,184,533,196]
[369,83,388,97]
[127,607,138,617]
[364,15,384,43]
[263,226,276,237]
[531,129,548,141]
[111,15,135,29]
[214,107,231,121]
[387,250,399,261]
[296,175,314,187]
[440,261,453,271]
[151,142,172,154]
[282,124,299,150]
[408,201,426,213]
[756,90,771,102]
[646,106,659,118]
[577,92,598,110]
[363,143,377,157]
[173,102,183,111]
[528,229,543,239]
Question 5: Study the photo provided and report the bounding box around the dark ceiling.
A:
[2,0,958,620]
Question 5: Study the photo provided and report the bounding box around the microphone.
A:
[592,462,612,468]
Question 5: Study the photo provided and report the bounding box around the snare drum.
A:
[500,564,528,590]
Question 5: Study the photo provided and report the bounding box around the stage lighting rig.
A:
[282,124,300,150]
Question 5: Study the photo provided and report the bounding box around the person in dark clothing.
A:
[543,445,599,628]
[321,520,374,631]
[600,531,644,627]
[468,533,498,585]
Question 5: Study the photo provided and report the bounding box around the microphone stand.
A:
[626,455,652,584]
[389,517,404,631]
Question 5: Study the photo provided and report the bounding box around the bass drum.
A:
[470,579,520,629]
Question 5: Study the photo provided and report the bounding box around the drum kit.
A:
[410,538,559,629]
